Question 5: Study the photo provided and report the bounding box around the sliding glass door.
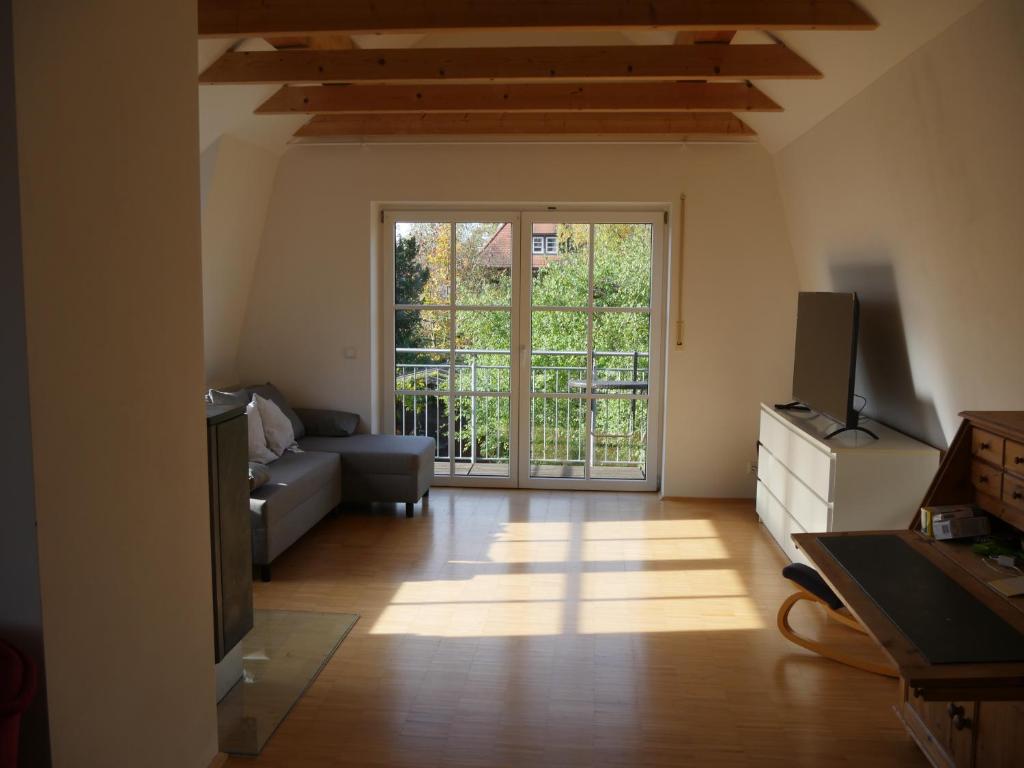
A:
[383,210,663,491]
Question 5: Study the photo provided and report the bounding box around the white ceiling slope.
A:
[747,0,985,152]
[197,0,986,155]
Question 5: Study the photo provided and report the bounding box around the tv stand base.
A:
[824,425,879,441]
[774,401,811,411]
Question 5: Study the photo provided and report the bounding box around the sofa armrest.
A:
[294,408,360,437]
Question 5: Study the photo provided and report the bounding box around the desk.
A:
[795,528,1024,768]
[794,530,1024,702]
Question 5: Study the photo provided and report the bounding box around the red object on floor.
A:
[0,640,36,768]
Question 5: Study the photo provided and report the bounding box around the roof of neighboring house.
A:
[476,222,562,269]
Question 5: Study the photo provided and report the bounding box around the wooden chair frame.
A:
[777,585,898,678]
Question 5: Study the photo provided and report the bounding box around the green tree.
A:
[394,234,430,348]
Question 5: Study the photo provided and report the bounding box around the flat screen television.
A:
[783,292,875,439]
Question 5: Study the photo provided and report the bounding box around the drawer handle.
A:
[980,442,992,451]
[978,475,989,484]
[1016,457,1024,465]
[1014,491,1023,500]
[952,712,972,731]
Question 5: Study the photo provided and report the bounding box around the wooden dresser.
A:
[899,412,1024,768]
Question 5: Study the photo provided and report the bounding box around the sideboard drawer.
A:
[1004,475,1024,512]
[759,409,833,501]
[973,429,1005,466]
[758,446,830,532]
[971,460,1003,499]
[1006,440,1024,476]
[755,480,809,566]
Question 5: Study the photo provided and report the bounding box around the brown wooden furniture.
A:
[793,412,1024,768]
[207,403,253,663]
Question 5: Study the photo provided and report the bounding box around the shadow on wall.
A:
[829,259,946,450]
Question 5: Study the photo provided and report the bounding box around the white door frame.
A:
[517,211,665,492]
[379,207,666,492]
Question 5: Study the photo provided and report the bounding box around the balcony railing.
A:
[394,347,649,475]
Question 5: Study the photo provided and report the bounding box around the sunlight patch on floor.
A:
[583,519,718,539]
[581,569,748,600]
[582,537,728,561]
[578,596,764,634]
[390,573,566,604]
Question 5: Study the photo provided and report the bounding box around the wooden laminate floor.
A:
[231,489,926,767]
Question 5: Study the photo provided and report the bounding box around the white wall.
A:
[776,0,1024,447]
[201,134,280,387]
[13,0,218,765]
[238,143,798,497]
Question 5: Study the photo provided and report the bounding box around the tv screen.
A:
[792,292,859,427]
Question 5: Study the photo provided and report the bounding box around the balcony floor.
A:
[434,461,646,481]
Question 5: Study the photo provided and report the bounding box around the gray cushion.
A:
[295,408,360,437]
[298,434,435,475]
[246,382,306,441]
[249,450,340,522]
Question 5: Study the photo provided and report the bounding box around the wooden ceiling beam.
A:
[200,44,821,85]
[294,112,756,140]
[199,1,877,37]
[257,82,782,115]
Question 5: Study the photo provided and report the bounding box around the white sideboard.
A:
[755,403,940,564]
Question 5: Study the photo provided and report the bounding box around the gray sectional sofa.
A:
[220,383,434,581]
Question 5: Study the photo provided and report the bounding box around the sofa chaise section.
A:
[298,434,435,517]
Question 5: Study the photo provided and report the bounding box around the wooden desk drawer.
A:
[973,429,1005,466]
[1004,475,1024,512]
[1006,440,1024,476]
[972,460,1003,498]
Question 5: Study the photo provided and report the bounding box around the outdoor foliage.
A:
[394,221,652,472]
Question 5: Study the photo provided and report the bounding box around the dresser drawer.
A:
[1006,440,1024,476]
[973,428,1005,466]
[971,460,1003,498]
[759,409,833,501]
[755,480,809,566]
[1004,474,1024,512]
[758,445,830,532]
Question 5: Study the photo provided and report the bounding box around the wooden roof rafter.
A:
[199,0,878,37]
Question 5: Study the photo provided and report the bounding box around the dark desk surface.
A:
[794,530,1024,701]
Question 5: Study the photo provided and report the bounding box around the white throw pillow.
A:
[246,397,278,464]
[256,393,297,456]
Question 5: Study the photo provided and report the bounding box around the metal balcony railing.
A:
[393,347,649,472]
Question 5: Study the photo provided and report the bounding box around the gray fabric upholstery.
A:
[297,434,434,504]
[249,451,341,564]
[245,382,306,441]
[295,408,359,437]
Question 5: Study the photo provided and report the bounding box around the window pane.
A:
[395,222,450,305]
[529,397,587,479]
[455,222,512,306]
[593,223,652,308]
[531,223,590,307]
[531,311,586,394]
[453,396,510,477]
[395,393,449,477]
[395,309,450,392]
[592,398,648,480]
[455,310,511,393]
[592,312,650,393]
